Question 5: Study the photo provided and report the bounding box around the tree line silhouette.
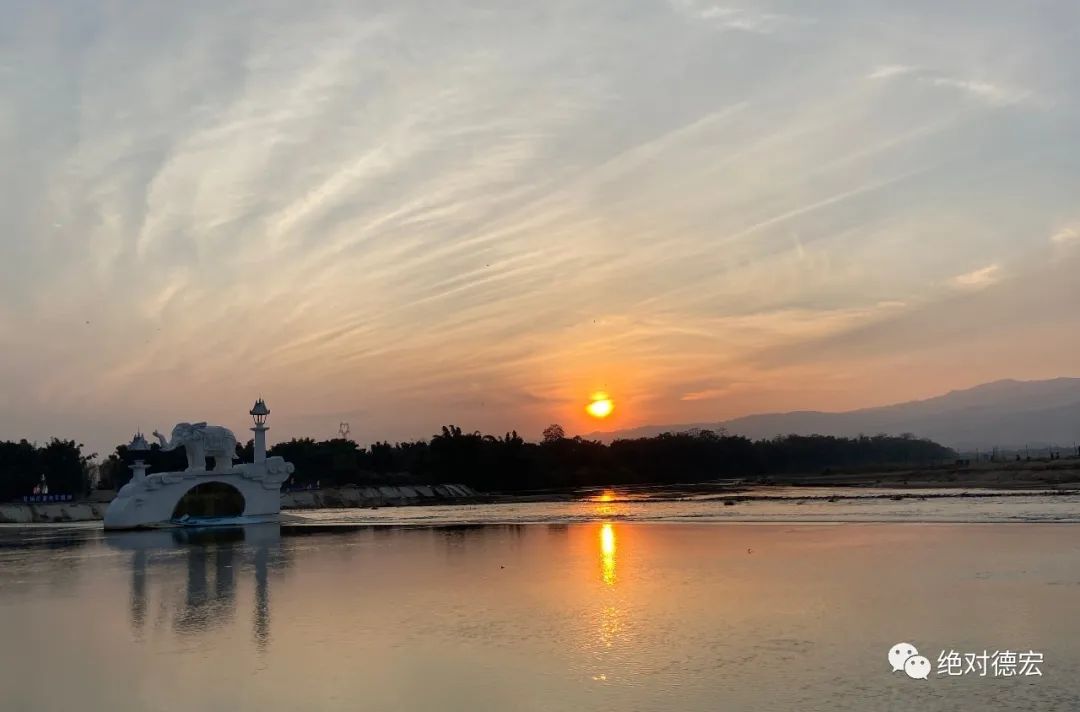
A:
[1,427,956,500]
[0,439,96,502]
[93,425,955,493]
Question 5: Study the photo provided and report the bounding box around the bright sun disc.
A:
[586,395,614,419]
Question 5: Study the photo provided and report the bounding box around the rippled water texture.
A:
[293,487,1080,526]
[2,512,1079,710]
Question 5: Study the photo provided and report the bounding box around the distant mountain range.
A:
[585,378,1080,452]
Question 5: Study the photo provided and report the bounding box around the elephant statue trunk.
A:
[153,431,177,451]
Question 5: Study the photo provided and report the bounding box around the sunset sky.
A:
[2,1,1079,455]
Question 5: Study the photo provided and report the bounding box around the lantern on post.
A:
[250,398,270,463]
[129,431,150,483]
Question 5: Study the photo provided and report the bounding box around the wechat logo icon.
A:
[889,642,930,680]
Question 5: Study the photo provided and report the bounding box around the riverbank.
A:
[764,457,1080,489]
[5,459,1080,524]
[475,459,1080,506]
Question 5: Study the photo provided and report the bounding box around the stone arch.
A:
[171,481,246,520]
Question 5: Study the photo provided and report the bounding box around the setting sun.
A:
[586,393,615,419]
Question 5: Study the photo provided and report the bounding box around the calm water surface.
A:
[2,498,1080,710]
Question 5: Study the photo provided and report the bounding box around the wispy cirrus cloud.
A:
[670,1,810,34]
[867,64,1029,106]
[867,64,919,81]
[2,0,1079,453]
[951,264,1003,290]
[929,77,1019,105]
[1051,226,1079,245]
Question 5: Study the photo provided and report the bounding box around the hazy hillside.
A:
[585,378,1080,451]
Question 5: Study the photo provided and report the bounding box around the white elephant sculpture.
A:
[153,422,238,472]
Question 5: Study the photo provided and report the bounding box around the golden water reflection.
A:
[593,521,623,683]
[591,489,629,520]
[599,522,616,586]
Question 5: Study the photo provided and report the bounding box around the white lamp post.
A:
[250,398,270,463]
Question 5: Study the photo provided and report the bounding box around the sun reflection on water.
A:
[591,489,628,520]
[599,522,616,586]
[593,521,623,682]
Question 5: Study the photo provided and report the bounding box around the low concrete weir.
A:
[1,483,481,523]
[280,484,479,510]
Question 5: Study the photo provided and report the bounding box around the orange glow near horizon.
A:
[586,392,615,419]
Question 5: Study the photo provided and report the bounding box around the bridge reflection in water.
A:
[105,524,285,650]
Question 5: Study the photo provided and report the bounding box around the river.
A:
[1,489,1078,710]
